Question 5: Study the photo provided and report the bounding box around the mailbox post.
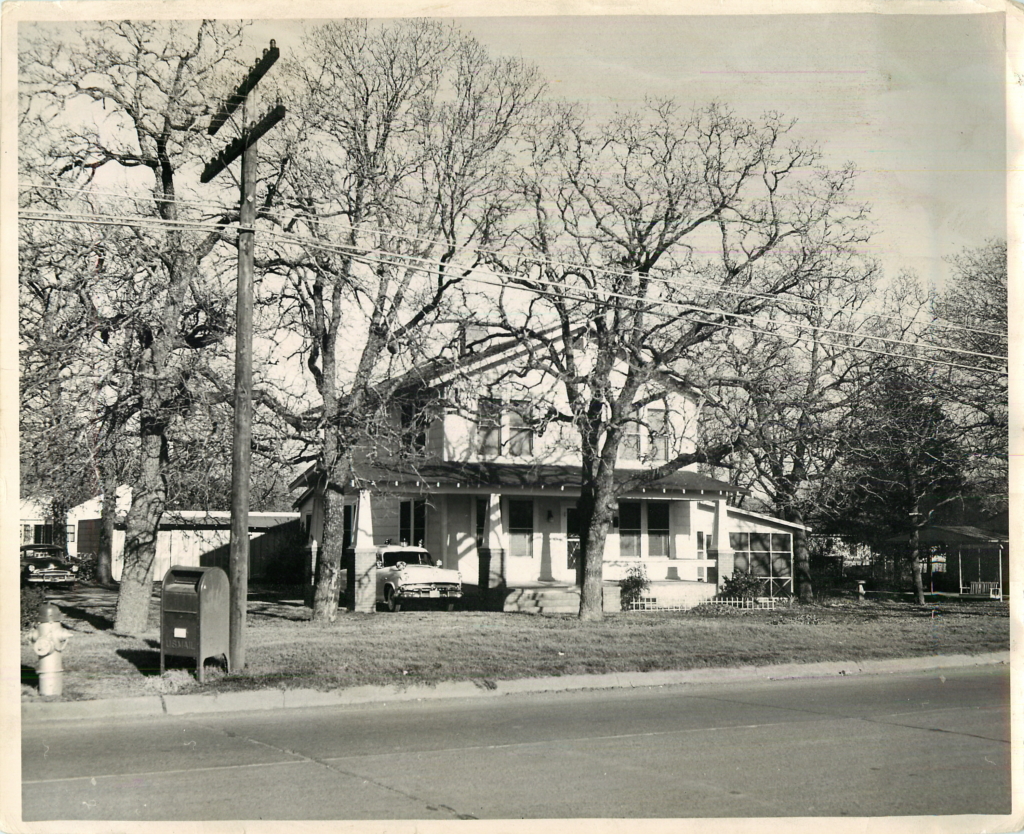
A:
[160,566,231,683]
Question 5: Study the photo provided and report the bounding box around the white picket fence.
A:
[627,595,787,612]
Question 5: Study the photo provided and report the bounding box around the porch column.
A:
[478,494,506,604]
[708,498,734,590]
[350,490,376,613]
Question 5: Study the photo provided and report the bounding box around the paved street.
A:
[21,664,1011,821]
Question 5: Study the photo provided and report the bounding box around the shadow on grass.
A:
[54,604,115,632]
[116,647,163,676]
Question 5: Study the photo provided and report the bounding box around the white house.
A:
[293,333,807,611]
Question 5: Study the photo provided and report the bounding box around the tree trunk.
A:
[50,498,69,549]
[909,523,926,605]
[113,428,166,635]
[784,508,813,603]
[312,485,346,622]
[96,462,118,586]
[577,463,617,621]
[792,525,813,603]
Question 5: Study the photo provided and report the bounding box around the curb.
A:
[22,652,1010,722]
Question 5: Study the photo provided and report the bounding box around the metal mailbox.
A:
[160,565,230,682]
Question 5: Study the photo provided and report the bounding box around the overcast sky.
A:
[255,11,1007,294]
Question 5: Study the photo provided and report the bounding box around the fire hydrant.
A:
[29,603,71,697]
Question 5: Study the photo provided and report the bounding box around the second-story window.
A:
[400,398,428,453]
[621,421,641,461]
[477,396,502,457]
[648,408,669,460]
[476,396,535,458]
[507,401,534,457]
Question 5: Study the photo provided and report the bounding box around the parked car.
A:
[20,544,79,588]
[375,544,462,612]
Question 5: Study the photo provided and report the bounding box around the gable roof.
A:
[387,325,567,393]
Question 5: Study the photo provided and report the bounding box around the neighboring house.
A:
[885,525,1009,595]
[292,334,808,610]
[19,499,60,547]
[71,490,300,581]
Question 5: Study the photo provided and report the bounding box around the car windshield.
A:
[380,551,434,568]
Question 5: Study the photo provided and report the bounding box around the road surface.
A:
[21,664,1011,821]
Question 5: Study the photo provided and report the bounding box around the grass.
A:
[20,585,1010,703]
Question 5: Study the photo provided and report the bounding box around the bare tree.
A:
[20,21,251,634]
[930,239,1008,505]
[477,100,872,619]
[250,20,543,621]
[704,261,885,601]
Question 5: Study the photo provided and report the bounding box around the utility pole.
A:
[202,41,285,672]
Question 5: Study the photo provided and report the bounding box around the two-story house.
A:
[292,333,805,610]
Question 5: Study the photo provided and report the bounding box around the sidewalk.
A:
[22,651,1010,723]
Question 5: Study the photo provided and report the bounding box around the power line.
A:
[20,184,1006,341]
[253,224,1009,366]
[20,207,1008,374]
[255,226,1006,377]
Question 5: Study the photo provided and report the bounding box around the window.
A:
[697,531,713,557]
[400,398,428,452]
[648,409,669,460]
[621,422,641,461]
[477,396,535,458]
[507,401,534,457]
[477,397,502,457]
[618,501,641,558]
[399,499,426,547]
[648,503,670,558]
[729,532,792,579]
[66,524,76,544]
[508,500,534,558]
[343,504,354,551]
[475,497,488,548]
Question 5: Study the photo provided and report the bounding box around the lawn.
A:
[20,585,1010,703]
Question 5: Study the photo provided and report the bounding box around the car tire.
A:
[385,588,401,612]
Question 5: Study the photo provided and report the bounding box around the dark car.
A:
[20,544,79,588]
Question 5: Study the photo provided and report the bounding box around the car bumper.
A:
[395,586,463,600]
[24,574,76,584]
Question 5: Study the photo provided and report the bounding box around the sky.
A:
[250,11,1008,295]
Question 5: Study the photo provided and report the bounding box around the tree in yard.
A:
[19,21,253,634]
[824,365,971,605]
[929,239,1008,512]
[250,20,543,622]
[474,99,873,619]
[704,261,883,602]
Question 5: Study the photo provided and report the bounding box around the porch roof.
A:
[292,460,742,500]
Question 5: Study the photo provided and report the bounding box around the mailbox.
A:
[160,565,230,682]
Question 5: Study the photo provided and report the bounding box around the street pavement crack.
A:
[191,720,478,820]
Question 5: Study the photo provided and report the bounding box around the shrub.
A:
[21,586,48,630]
[619,565,650,610]
[75,551,98,583]
[716,572,764,601]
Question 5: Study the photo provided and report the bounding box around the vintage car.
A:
[20,544,79,588]
[375,544,462,612]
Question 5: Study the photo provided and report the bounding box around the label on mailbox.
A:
[174,628,187,638]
